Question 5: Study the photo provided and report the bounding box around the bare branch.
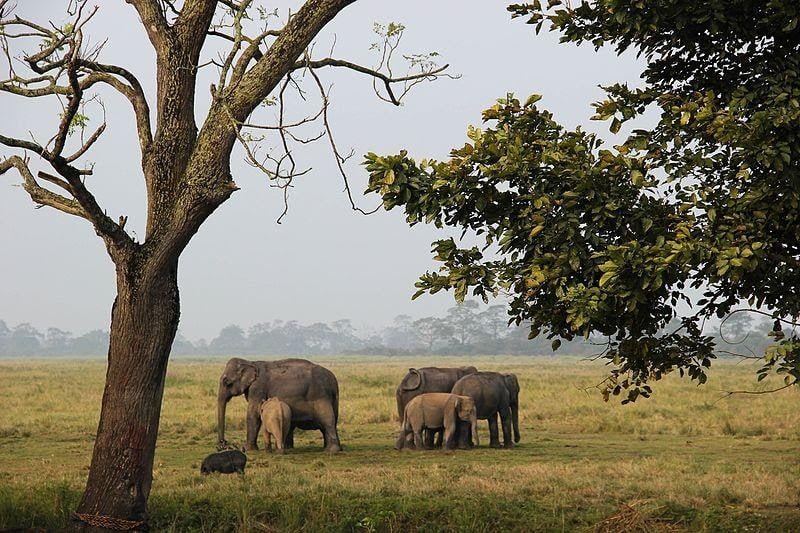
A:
[0,133,47,155]
[0,155,86,218]
[0,4,154,151]
[216,0,245,11]
[716,382,795,401]
[37,170,73,194]
[50,29,84,158]
[307,67,380,216]
[226,0,356,119]
[296,58,452,106]
[124,0,171,51]
[0,127,132,249]
[66,114,106,162]
[213,0,254,96]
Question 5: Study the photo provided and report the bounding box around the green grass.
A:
[1,356,799,532]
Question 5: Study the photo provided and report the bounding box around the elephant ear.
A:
[239,363,258,388]
[401,368,423,391]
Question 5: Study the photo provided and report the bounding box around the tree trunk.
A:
[73,251,180,531]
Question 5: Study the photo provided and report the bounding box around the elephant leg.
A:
[276,431,285,453]
[423,429,435,449]
[456,420,471,449]
[488,413,501,448]
[317,401,342,453]
[413,430,424,450]
[286,427,295,449]
[434,429,444,449]
[246,402,261,451]
[443,426,456,450]
[500,407,513,448]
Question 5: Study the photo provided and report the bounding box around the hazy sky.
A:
[0,1,643,340]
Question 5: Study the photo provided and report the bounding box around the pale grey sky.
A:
[0,1,643,340]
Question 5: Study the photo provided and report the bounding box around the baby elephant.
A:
[200,449,247,474]
[260,397,292,453]
[396,393,479,450]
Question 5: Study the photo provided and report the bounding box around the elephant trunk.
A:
[512,403,520,443]
[471,415,480,447]
[217,387,232,446]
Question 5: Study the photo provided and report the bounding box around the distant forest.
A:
[0,300,776,357]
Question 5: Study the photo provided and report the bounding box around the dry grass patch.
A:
[0,356,799,531]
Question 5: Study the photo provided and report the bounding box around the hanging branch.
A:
[217,15,456,221]
[0,0,134,254]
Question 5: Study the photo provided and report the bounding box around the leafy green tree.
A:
[446,300,483,348]
[383,314,420,351]
[209,325,247,355]
[44,327,72,354]
[9,323,43,355]
[366,0,800,401]
[479,305,510,343]
[70,329,110,355]
[412,316,454,352]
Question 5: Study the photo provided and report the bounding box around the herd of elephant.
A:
[216,358,521,455]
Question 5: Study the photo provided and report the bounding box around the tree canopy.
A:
[366,0,800,401]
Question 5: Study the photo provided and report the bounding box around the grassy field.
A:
[0,356,798,532]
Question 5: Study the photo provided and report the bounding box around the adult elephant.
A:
[395,366,478,420]
[396,366,478,448]
[217,357,341,452]
[452,372,520,448]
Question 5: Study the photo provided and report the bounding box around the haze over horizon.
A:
[1,1,644,340]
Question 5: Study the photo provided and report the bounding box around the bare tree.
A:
[0,0,450,528]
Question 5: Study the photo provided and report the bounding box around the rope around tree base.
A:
[73,512,146,531]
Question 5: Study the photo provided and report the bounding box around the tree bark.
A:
[73,249,180,531]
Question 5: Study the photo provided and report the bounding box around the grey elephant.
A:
[452,372,520,448]
[395,393,479,450]
[260,397,292,453]
[396,366,478,447]
[217,357,341,452]
[200,449,247,474]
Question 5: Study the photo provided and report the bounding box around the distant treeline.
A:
[0,301,776,357]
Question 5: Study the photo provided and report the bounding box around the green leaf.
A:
[599,271,616,288]
[525,94,543,106]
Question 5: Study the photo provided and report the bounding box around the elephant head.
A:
[503,373,521,443]
[446,395,479,447]
[217,357,259,445]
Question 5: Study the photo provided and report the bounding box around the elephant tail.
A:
[332,385,340,424]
